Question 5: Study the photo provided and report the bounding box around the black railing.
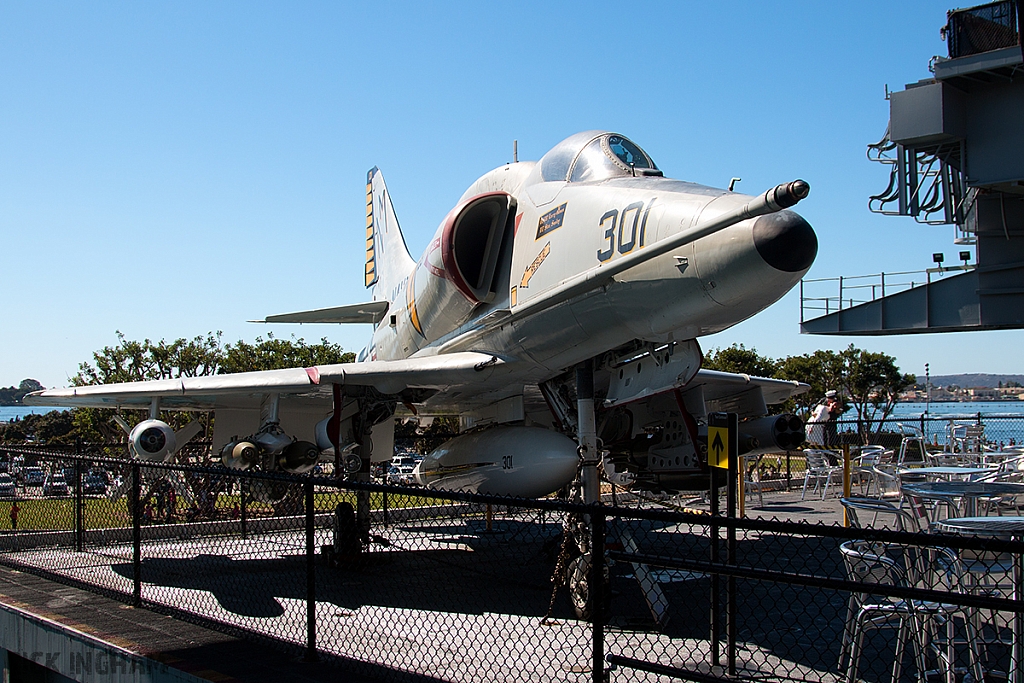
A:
[832,413,1024,450]
[946,1,1020,59]
[0,447,1023,682]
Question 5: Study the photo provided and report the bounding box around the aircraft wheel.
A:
[567,553,609,622]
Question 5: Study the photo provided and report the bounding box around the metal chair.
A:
[801,449,842,500]
[840,496,923,532]
[852,446,886,496]
[741,454,765,508]
[840,539,930,683]
[840,540,985,683]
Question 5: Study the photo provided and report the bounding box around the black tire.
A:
[567,553,610,622]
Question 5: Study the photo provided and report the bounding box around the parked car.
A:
[43,474,69,497]
[23,467,45,487]
[82,475,107,495]
[0,473,15,498]
[387,464,417,486]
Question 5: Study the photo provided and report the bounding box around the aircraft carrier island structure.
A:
[801,0,1024,335]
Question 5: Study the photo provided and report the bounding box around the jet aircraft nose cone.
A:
[752,210,817,273]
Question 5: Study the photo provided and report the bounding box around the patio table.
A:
[897,466,996,480]
[935,516,1024,683]
[901,481,1024,517]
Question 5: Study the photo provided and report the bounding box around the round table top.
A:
[901,481,1024,497]
[898,466,996,476]
[934,516,1024,534]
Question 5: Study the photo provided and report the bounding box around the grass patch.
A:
[0,488,449,532]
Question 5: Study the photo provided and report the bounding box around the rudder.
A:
[365,167,416,297]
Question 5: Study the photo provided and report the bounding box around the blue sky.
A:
[2,1,1019,389]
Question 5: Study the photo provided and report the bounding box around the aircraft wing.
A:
[24,352,509,411]
[684,369,808,418]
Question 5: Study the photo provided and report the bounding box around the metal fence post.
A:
[131,462,141,607]
[785,451,792,492]
[382,490,389,527]
[590,505,605,683]
[74,458,84,552]
[240,477,248,539]
[1014,542,1024,683]
[726,415,738,677]
[709,467,720,666]
[305,479,317,662]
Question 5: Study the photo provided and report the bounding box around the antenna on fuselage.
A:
[729,177,742,192]
[513,140,518,163]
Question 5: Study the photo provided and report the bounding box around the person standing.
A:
[823,390,843,448]
[806,395,831,447]
[10,500,20,531]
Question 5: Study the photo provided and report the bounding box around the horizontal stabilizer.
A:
[253,301,389,325]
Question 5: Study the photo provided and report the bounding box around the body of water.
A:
[0,406,70,422]
[888,401,1024,418]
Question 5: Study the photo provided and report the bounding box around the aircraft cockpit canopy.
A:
[540,131,662,183]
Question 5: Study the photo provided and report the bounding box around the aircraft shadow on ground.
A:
[107,517,848,675]
[110,518,573,620]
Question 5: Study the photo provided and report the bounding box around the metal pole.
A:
[590,506,605,683]
[842,445,851,527]
[1012,542,1024,683]
[131,462,141,608]
[838,276,844,311]
[710,466,720,666]
[240,477,248,539]
[799,280,804,322]
[75,459,84,552]
[726,413,737,676]
[382,490,389,527]
[304,480,317,662]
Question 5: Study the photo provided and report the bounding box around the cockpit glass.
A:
[568,134,657,183]
[608,135,653,169]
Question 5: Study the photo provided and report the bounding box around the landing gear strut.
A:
[565,359,609,621]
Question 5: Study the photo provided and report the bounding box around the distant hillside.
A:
[929,374,1024,388]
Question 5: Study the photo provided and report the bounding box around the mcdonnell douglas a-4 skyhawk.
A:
[29,131,816,510]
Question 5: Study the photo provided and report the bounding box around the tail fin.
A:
[365,167,416,298]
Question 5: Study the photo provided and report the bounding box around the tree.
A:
[776,350,846,417]
[0,379,46,406]
[0,410,75,444]
[702,344,778,377]
[73,331,225,385]
[50,331,355,447]
[220,333,355,373]
[838,345,915,435]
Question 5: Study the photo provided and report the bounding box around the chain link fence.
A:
[1,446,1023,682]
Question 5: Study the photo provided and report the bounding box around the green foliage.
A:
[73,331,224,385]
[2,331,355,445]
[840,345,915,431]
[701,344,915,434]
[394,416,459,454]
[0,379,45,406]
[0,410,75,444]
[702,344,778,377]
[220,333,354,373]
[776,350,846,410]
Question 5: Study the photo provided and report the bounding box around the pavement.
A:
[0,490,853,683]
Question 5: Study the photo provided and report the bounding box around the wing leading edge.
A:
[25,352,509,411]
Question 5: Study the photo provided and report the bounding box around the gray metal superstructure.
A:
[802,0,1024,335]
